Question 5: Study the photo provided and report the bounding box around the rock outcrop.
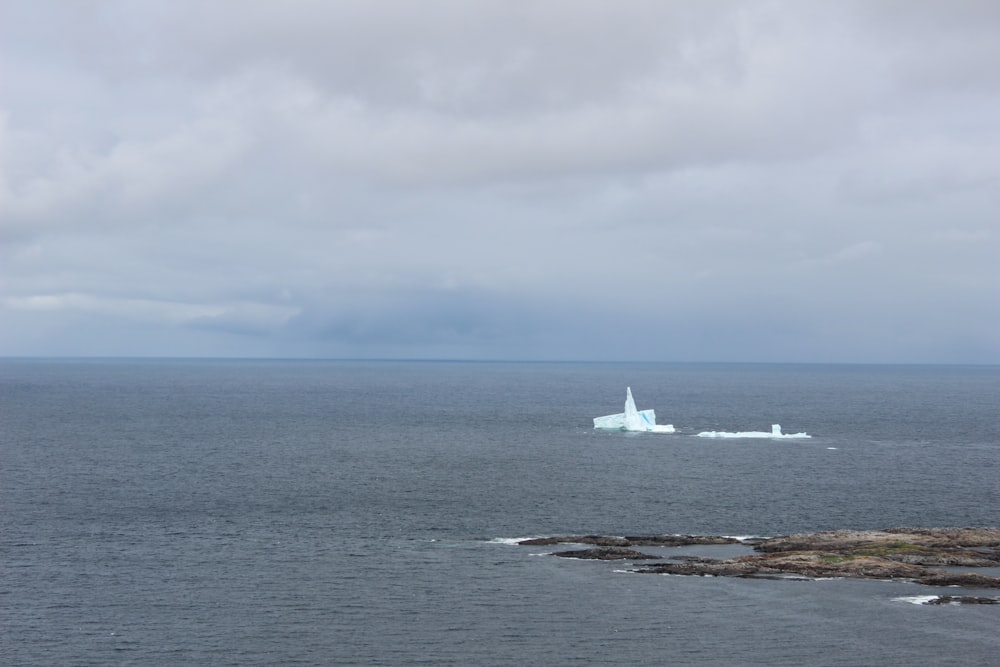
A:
[925,596,999,605]
[523,528,1000,589]
[553,547,657,560]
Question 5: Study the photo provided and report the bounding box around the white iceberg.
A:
[593,387,675,433]
[696,424,811,439]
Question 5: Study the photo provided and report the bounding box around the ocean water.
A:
[1,359,998,665]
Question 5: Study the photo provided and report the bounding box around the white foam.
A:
[488,537,534,545]
[893,595,940,605]
[697,424,811,439]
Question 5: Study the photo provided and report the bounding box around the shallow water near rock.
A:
[2,360,998,665]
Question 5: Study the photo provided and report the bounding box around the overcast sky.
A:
[1,1,998,362]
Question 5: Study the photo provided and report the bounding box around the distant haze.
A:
[2,1,998,362]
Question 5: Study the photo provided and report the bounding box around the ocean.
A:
[2,359,998,665]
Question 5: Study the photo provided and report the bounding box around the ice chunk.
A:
[593,410,653,429]
[623,387,642,431]
[594,387,675,433]
[696,424,811,439]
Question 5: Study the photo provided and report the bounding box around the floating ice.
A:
[696,424,811,439]
[593,387,675,433]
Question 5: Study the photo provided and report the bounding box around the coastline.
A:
[520,528,1000,601]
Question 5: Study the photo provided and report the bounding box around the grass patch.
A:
[820,554,854,563]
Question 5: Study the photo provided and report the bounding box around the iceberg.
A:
[696,424,811,439]
[593,387,675,433]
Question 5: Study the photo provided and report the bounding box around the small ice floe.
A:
[593,387,675,433]
[696,424,811,439]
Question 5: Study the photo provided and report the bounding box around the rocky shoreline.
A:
[519,528,1000,603]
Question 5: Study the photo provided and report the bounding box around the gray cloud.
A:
[1,0,998,362]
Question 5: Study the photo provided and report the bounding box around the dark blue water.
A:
[2,360,998,665]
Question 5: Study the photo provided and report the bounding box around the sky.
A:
[1,0,998,363]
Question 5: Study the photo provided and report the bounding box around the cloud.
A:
[1,0,998,362]
[3,292,298,332]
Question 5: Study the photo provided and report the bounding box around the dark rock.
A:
[635,558,759,577]
[553,547,658,560]
[916,572,1000,589]
[925,596,999,605]
[624,535,741,546]
[518,534,741,547]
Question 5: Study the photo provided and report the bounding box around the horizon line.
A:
[1,355,997,368]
